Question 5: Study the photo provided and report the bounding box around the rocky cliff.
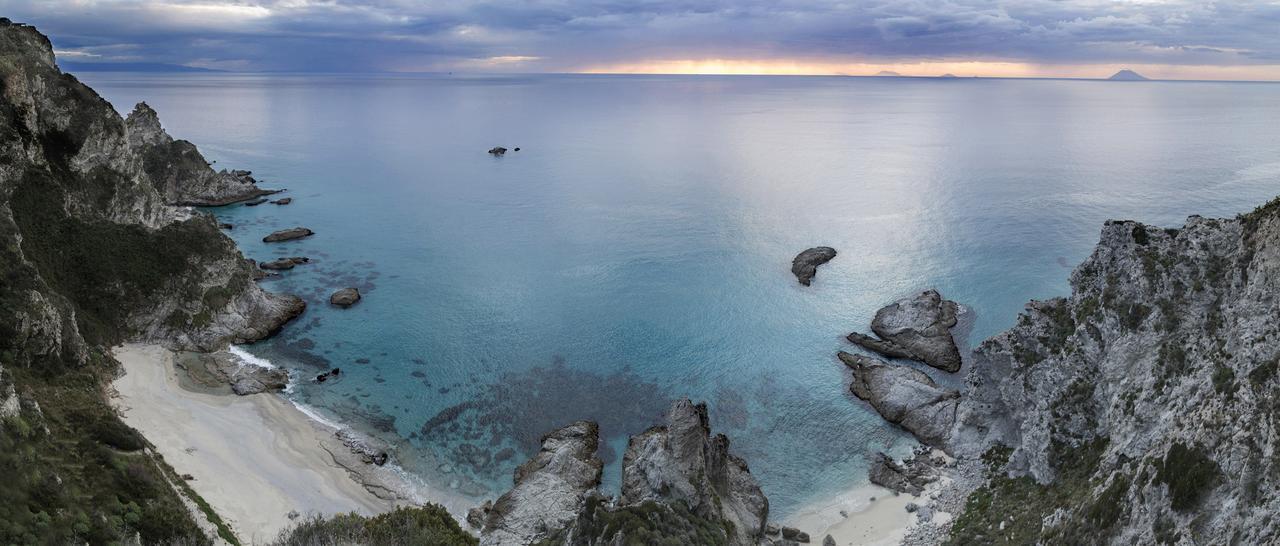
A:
[937,209,1280,544]
[0,19,301,544]
[1,19,302,355]
[473,398,773,546]
[859,207,1280,544]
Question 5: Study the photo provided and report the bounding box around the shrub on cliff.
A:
[273,505,477,546]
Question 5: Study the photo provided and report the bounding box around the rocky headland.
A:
[0,18,322,544]
[125,101,281,206]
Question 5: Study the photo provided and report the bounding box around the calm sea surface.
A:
[83,72,1280,515]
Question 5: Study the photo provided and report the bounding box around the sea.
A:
[82,71,1280,517]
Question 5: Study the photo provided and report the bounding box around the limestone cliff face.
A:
[942,208,1280,544]
[0,19,301,358]
[124,102,278,206]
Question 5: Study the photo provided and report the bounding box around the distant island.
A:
[58,61,222,73]
[939,73,958,78]
[875,70,902,77]
[1108,68,1150,81]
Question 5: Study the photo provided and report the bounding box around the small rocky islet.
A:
[791,246,837,286]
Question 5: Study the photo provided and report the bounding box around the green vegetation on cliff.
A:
[272,505,476,546]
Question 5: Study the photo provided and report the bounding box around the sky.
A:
[4,0,1280,79]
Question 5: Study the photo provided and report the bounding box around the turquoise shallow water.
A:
[85,72,1280,515]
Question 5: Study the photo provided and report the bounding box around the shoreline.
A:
[110,343,472,544]
[783,476,952,546]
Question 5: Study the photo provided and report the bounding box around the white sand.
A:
[111,343,417,544]
[784,484,919,546]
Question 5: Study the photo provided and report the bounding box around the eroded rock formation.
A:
[847,289,963,372]
[791,246,837,286]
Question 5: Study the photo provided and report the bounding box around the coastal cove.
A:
[78,71,1280,520]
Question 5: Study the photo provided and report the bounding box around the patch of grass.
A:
[1156,442,1221,512]
[1132,225,1150,246]
[1212,365,1237,398]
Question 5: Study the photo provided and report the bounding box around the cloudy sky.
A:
[5,0,1280,79]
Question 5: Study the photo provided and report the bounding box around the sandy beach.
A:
[110,343,469,544]
[784,483,923,546]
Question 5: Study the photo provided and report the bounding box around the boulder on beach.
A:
[488,146,508,155]
[258,257,310,270]
[791,247,837,286]
[271,197,292,205]
[847,289,963,373]
[330,287,361,307]
[262,227,314,243]
[175,352,289,395]
[866,451,939,496]
[839,351,958,450]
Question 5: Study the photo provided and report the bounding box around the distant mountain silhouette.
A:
[939,73,958,78]
[1107,69,1149,81]
[58,61,222,73]
[874,70,902,77]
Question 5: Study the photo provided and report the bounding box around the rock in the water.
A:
[488,147,508,155]
[271,197,292,205]
[258,257,309,270]
[330,287,361,307]
[791,246,837,286]
[262,227,314,242]
[218,222,233,230]
[243,198,268,206]
[839,351,958,449]
[479,421,603,546]
[823,535,836,546]
[848,289,963,372]
[621,398,769,545]
[315,368,341,383]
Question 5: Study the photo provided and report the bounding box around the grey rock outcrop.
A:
[175,351,289,395]
[866,450,939,496]
[271,197,292,205]
[478,421,603,546]
[621,398,769,545]
[839,351,959,449]
[791,247,837,286]
[330,288,361,307]
[474,398,770,545]
[125,102,280,206]
[488,147,508,155]
[263,227,314,242]
[848,289,963,372]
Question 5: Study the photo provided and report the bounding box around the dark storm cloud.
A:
[2,0,1279,72]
